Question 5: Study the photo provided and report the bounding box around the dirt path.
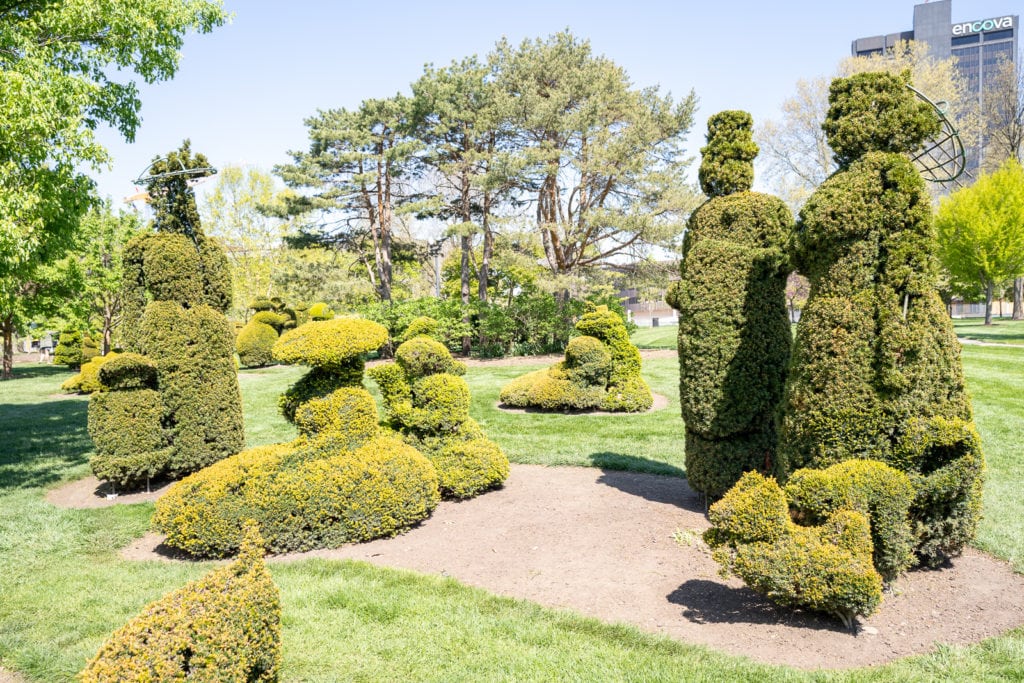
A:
[121,464,1024,670]
[46,476,174,509]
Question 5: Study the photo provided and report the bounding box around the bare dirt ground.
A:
[0,667,25,683]
[46,476,174,509]
[118,464,1024,670]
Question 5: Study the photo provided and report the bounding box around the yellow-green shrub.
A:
[79,522,281,682]
[54,328,84,368]
[61,352,120,394]
[237,320,279,368]
[252,310,288,330]
[307,302,335,320]
[154,436,440,558]
[395,335,466,378]
[704,471,883,627]
[431,438,510,499]
[497,369,545,407]
[98,353,157,391]
[564,335,612,386]
[786,459,915,581]
[294,387,379,446]
[88,388,168,489]
[273,318,387,371]
[601,375,654,412]
[400,316,441,342]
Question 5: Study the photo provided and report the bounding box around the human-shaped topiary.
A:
[498,305,653,413]
[370,335,509,499]
[80,522,281,682]
[53,328,84,368]
[100,141,245,482]
[670,111,793,498]
[776,71,983,566]
[154,317,441,558]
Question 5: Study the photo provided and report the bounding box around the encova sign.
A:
[952,16,1014,36]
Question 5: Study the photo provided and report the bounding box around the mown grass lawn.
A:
[0,345,1022,681]
[953,317,1024,345]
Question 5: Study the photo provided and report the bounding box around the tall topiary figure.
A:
[105,141,244,480]
[671,111,793,499]
[777,71,984,566]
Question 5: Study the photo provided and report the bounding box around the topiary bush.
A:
[53,328,84,368]
[88,353,168,489]
[704,471,882,628]
[153,436,440,558]
[237,320,279,368]
[371,336,509,499]
[96,141,245,487]
[498,305,652,413]
[293,386,379,447]
[272,318,388,423]
[672,110,793,499]
[776,71,982,565]
[307,302,335,321]
[61,352,119,394]
[785,460,915,582]
[81,335,100,362]
[79,522,281,682]
[400,316,441,342]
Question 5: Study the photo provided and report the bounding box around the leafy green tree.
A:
[275,96,422,302]
[0,0,226,379]
[493,31,699,278]
[936,160,1024,325]
[200,165,290,318]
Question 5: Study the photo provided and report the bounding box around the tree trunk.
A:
[2,314,13,380]
[479,194,492,303]
[460,235,471,356]
[985,281,994,325]
[1014,277,1023,320]
[102,302,113,355]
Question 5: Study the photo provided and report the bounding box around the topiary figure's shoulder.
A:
[273,318,388,369]
[395,336,464,378]
[688,191,793,249]
[574,305,629,343]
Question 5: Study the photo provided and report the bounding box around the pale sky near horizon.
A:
[91,0,1021,205]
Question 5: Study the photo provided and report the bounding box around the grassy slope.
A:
[0,348,1022,681]
[953,318,1024,345]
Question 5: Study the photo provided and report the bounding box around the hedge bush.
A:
[674,110,793,499]
[82,335,100,362]
[53,329,84,368]
[401,316,441,342]
[498,305,652,413]
[273,318,387,371]
[786,460,915,581]
[776,72,982,564]
[79,522,281,682]
[371,337,509,499]
[88,388,168,489]
[293,386,379,447]
[308,302,335,320]
[98,352,158,391]
[704,472,882,627]
[154,436,440,558]
[62,352,120,394]
[237,320,279,368]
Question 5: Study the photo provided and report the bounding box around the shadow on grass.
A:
[668,579,847,632]
[6,363,75,381]
[0,396,90,491]
[589,453,705,512]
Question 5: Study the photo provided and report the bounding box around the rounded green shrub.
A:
[97,352,157,391]
[279,366,359,424]
[396,335,466,379]
[601,375,653,412]
[81,335,100,362]
[294,386,379,446]
[250,297,275,312]
[431,438,510,499]
[53,328,84,368]
[252,310,288,330]
[675,111,793,499]
[403,374,471,432]
[401,316,441,342]
[565,335,611,386]
[154,436,440,558]
[704,471,883,627]
[88,389,168,489]
[61,352,120,394]
[273,318,388,371]
[308,302,335,320]
[79,522,281,682]
[497,369,545,407]
[786,459,915,581]
[237,320,279,368]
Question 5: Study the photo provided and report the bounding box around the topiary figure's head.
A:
[823,71,940,169]
[308,302,335,321]
[574,305,629,345]
[395,336,465,379]
[698,110,758,198]
[273,318,388,372]
[400,316,441,343]
[144,140,214,238]
[249,297,275,312]
[98,352,158,391]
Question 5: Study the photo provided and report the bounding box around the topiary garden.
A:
[236,297,299,368]
[498,305,653,413]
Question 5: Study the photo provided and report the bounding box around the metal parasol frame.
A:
[905,84,969,186]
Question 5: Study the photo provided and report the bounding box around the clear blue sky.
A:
[92,0,1020,202]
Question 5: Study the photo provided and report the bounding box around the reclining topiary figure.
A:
[370,335,509,499]
[498,305,653,413]
[667,110,794,499]
[154,317,441,558]
[79,522,281,682]
[94,141,245,485]
[776,71,984,566]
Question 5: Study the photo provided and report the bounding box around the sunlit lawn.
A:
[0,345,1022,681]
